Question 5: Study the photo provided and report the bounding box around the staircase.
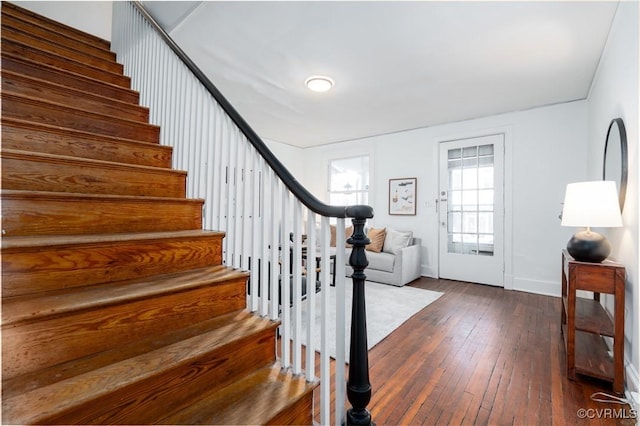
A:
[0,3,316,424]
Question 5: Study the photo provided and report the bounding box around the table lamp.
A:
[561,181,623,262]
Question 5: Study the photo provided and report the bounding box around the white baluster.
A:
[259,165,271,317]
[292,201,303,374]
[335,218,347,426]
[269,178,281,321]
[305,211,317,380]
[239,142,251,271]
[280,190,291,368]
[319,217,332,425]
[249,150,261,312]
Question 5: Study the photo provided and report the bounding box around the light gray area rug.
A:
[296,279,443,360]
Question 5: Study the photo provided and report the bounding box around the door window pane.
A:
[478,189,494,210]
[462,190,478,210]
[449,190,462,207]
[447,211,462,233]
[462,212,477,233]
[447,144,495,256]
[449,168,462,190]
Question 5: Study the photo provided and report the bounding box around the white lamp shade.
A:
[561,181,623,228]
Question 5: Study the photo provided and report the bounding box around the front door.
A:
[438,134,504,286]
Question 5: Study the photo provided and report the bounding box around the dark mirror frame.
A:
[602,117,628,211]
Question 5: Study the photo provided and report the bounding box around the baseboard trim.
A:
[504,273,514,290]
[422,265,437,278]
[424,270,560,296]
[512,277,560,297]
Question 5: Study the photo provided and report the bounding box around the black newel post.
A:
[346,216,374,426]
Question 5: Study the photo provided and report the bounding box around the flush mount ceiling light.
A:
[305,76,334,93]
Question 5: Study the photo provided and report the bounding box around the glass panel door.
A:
[439,134,504,286]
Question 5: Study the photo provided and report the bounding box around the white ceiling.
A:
[144,1,618,148]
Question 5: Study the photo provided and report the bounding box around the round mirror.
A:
[603,118,628,211]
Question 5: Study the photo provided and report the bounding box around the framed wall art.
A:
[389,177,416,215]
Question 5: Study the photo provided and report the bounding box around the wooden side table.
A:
[561,249,626,394]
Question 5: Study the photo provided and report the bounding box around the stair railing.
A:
[111,2,374,425]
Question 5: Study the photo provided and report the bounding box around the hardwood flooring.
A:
[312,277,636,425]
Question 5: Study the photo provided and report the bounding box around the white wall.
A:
[586,0,639,402]
[13,1,112,41]
[265,139,305,181]
[296,100,588,296]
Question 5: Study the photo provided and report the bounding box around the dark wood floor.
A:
[313,277,636,425]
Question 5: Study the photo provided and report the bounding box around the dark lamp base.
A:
[566,230,611,263]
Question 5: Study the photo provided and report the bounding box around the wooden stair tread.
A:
[1,148,186,197]
[1,229,225,251]
[0,24,122,73]
[1,12,116,61]
[3,261,245,379]
[2,309,257,398]
[2,52,139,103]
[2,264,247,326]
[2,310,252,397]
[2,230,225,297]
[2,148,186,197]
[2,117,172,167]
[2,117,162,147]
[1,69,144,107]
[1,189,202,204]
[1,149,182,176]
[1,189,204,236]
[2,312,278,425]
[161,363,317,425]
[2,92,160,142]
[2,2,112,50]
[2,70,150,122]
[2,37,130,87]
